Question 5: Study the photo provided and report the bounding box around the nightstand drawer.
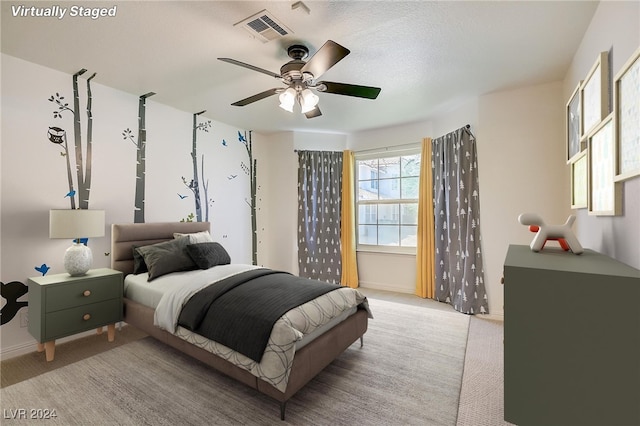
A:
[45,276,121,312]
[45,299,122,340]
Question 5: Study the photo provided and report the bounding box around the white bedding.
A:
[124,266,369,392]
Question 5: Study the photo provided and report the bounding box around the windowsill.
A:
[356,246,417,256]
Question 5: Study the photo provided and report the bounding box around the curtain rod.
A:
[293,124,472,154]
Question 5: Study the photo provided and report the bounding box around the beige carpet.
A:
[456,317,513,426]
[1,298,469,425]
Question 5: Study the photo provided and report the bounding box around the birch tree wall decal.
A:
[47,125,76,209]
[47,68,96,209]
[201,155,213,222]
[131,92,155,223]
[182,111,211,222]
[239,130,258,265]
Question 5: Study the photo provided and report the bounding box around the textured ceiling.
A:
[1,1,599,134]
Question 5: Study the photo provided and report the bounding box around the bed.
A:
[110,221,369,420]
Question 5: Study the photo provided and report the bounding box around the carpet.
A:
[1,298,470,425]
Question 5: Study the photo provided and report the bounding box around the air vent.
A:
[235,9,292,43]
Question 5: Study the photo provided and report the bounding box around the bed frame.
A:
[111,222,368,420]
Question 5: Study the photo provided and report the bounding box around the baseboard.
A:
[359,280,414,294]
[483,312,504,321]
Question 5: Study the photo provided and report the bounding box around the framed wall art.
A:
[588,113,621,216]
[581,51,609,139]
[613,46,640,182]
[566,81,583,163]
[570,151,587,209]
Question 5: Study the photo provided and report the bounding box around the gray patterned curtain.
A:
[297,151,343,283]
[433,127,489,314]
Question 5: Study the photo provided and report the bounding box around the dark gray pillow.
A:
[186,242,231,269]
[132,245,148,274]
[135,236,196,281]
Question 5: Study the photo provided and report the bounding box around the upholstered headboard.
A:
[111,222,211,275]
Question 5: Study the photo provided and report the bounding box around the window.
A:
[356,148,421,252]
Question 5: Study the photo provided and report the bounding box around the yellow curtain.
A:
[416,138,435,298]
[340,150,359,288]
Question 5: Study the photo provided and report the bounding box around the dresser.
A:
[503,244,640,425]
[28,268,123,361]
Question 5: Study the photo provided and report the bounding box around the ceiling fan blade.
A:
[300,40,350,79]
[318,81,381,99]
[304,106,322,119]
[218,58,281,79]
[231,88,281,106]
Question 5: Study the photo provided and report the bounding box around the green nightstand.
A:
[27,268,123,361]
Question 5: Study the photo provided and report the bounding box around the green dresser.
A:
[28,268,123,361]
[504,244,640,425]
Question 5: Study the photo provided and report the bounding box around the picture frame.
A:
[566,81,583,163]
[588,113,621,216]
[570,151,587,209]
[581,52,609,139]
[613,46,640,182]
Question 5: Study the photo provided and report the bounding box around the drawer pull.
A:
[83,314,91,321]
[83,290,91,297]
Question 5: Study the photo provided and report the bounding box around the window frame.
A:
[354,144,421,254]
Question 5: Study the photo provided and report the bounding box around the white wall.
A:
[563,0,640,269]
[478,81,567,316]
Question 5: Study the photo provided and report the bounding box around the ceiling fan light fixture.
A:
[278,87,296,112]
[299,88,319,114]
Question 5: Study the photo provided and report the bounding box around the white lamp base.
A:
[64,243,93,276]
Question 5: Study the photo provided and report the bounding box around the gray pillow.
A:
[135,236,196,281]
[186,242,231,269]
[132,245,148,274]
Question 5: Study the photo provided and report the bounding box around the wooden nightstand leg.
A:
[44,341,55,362]
[37,342,45,353]
[96,327,104,335]
[107,324,115,342]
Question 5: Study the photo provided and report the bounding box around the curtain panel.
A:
[432,127,489,314]
[415,138,435,298]
[297,150,343,284]
[340,150,359,288]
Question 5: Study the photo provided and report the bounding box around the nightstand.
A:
[27,268,123,361]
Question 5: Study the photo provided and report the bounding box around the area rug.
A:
[1,298,470,425]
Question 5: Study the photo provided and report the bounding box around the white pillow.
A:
[173,230,214,244]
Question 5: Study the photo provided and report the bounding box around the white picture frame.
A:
[613,46,640,182]
[588,113,621,216]
[581,52,609,139]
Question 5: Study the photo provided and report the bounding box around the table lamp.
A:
[49,209,105,276]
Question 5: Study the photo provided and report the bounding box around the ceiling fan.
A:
[218,40,381,119]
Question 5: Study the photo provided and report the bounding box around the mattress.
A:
[124,267,357,351]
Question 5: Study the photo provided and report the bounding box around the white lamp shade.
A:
[278,88,296,112]
[299,89,319,113]
[50,209,105,239]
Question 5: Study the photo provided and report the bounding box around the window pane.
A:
[378,204,399,224]
[378,157,400,178]
[400,225,417,247]
[379,178,400,199]
[378,225,399,246]
[355,150,422,251]
[358,225,377,245]
[401,203,418,225]
[358,180,378,200]
[358,204,377,224]
[401,177,419,199]
[401,154,421,177]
